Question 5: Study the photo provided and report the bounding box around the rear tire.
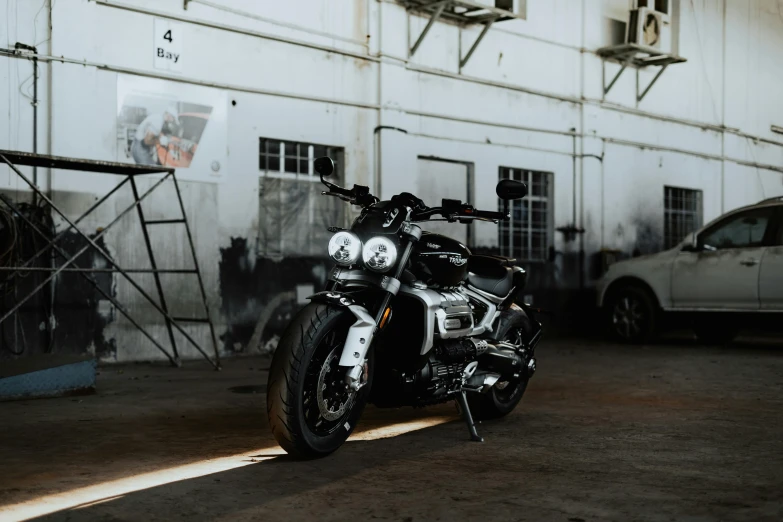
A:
[469,307,533,421]
[266,303,374,459]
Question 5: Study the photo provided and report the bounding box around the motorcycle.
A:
[267,156,543,458]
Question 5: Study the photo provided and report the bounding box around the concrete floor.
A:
[1,338,782,522]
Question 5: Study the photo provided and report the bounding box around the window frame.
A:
[696,206,777,251]
[664,185,703,250]
[497,166,554,263]
[257,137,346,258]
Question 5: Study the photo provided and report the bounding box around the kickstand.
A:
[456,391,483,442]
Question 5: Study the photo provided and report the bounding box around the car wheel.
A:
[606,285,658,344]
[693,318,738,345]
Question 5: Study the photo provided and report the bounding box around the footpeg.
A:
[456,391,483,442]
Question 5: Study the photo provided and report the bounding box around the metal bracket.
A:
[460,17,499,69]
[598,43,685,102]
[603,59,632,96]
[602,59,672,102]
[410,1,448,57]
[636,63,669,102]
[407,0,513,61]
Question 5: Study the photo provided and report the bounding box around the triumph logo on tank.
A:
[449,256,467,266]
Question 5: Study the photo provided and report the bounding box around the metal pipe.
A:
[189,0,368,47]
[2,43,782,152]
[33,53,38,205]
[720,0,727,214]
[1,51,780,173]
[47,0,55,353]
[406,132,574,157]
[405,108,579,137]
[571,129,577,230]
[93,0,376,63]
[0,48,379,111]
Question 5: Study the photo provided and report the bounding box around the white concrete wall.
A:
[1,0,782,360]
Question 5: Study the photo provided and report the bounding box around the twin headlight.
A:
[327,231,398,272]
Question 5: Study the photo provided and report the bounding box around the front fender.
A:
[308,291,376,369]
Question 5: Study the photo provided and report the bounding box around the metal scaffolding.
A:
[0,150,220,369]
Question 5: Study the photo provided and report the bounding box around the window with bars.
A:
[497,167,554,261]
[664,186,703,250]
[258,138,345,258]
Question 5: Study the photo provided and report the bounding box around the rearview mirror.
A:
[681,232,698,252]
[314,157,334,177]
[496,179,527,201]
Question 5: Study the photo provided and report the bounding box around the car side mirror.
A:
[496,179,527,200]
[681,232,699,252]
[314,157,334,177]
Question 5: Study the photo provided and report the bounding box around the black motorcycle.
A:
[267,156,543,458]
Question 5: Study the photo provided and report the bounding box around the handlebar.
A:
[320,179,508,223]
[411,199,508,223]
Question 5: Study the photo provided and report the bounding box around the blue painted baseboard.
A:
[0,356,96,401]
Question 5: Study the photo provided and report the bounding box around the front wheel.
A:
[266,303,373,459]
[605,285,658,344]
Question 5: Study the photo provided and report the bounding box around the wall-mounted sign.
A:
[116,75,228,184]
[153,18,183,73]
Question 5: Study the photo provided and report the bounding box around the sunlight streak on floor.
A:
[348,416,453,441]
[0,416,453,521]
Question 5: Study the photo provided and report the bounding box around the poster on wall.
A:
[116,75,227,183]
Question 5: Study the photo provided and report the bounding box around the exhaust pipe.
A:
[478,328,541,380]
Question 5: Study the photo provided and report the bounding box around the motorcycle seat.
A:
[467,255,514,297]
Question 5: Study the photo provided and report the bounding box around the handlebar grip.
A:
[473,209,508,220]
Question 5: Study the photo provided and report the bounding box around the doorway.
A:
[415,156,474,246]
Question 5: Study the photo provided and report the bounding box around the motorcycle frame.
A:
[308,222,532,386]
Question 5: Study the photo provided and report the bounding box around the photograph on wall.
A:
[116,75,227,180]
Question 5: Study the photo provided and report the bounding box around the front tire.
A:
[267,303,373,459]
[605,285,658,344]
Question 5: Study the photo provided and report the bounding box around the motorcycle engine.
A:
[410,338,490,405]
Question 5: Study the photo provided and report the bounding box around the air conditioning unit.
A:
[635,0,671,20]
[455,0,520,16]
[626,7,663,49]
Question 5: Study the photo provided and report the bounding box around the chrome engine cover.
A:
[398,284,499,355]
[434,289,474,340]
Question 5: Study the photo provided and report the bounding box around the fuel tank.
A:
[410,232,472,287]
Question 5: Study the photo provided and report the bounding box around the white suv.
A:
[596,197,783,344]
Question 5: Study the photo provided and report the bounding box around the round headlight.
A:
[328,231,362,265]
[362,236,398,272]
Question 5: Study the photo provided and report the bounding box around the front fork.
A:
[327,233,419,391]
